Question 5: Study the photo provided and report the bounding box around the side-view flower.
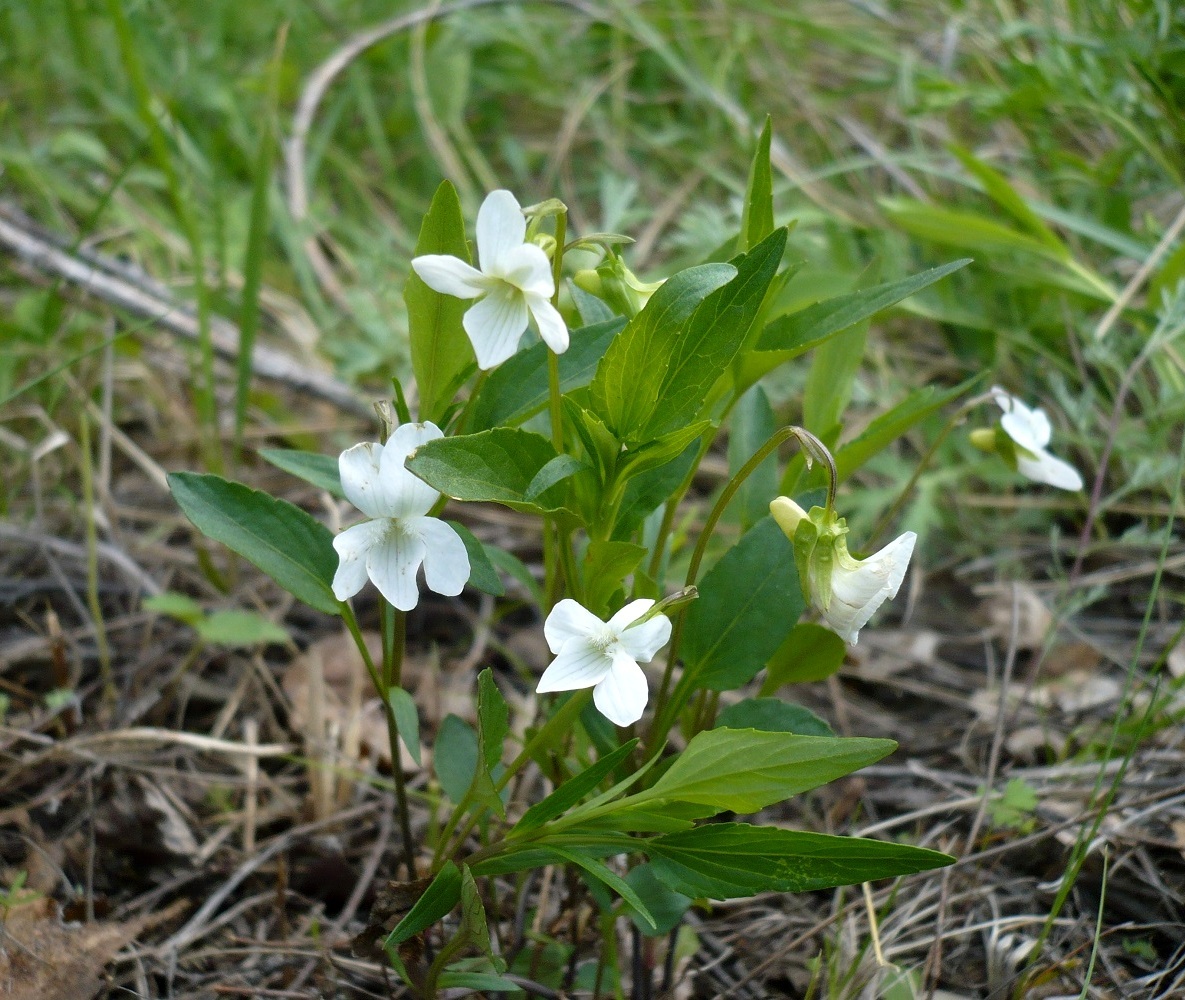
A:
[411,189,569,370]
[332,422,470,611]
[771,497,916,645]
[983,386,1084,491]
[537,599,672,727]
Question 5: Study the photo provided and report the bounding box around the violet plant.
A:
[164,125,1077,996]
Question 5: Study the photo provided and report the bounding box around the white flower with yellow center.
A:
[332,422,470,611]
[411,190,569,370]
[771,497,916,645]
[537,599,672,727]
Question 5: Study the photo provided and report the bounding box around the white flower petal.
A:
[1017,449,1084,491]
[992,386,1052,450]
[527,294,570,355]
[381,422,443,518]
[476,190,526,272]
[606,599,654,632]
[338,442,387,518]
[618,615,672,664]
[537,638,613,693]
[493,243,554,296]
[463,287,529,369]
[822,532,916,644]
[416,517,471,596]
[411,254,490,299]
[366,525,427,612]
[544,598,605,653]
[332,519,390,601]
[593,651,649,726]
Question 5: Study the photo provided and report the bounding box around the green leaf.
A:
[635,728,895,813]
[761,622,846,691]
[583,801,709,834]
[438,973,521,992]
[583,541,647,618]
[757,259,972,355]
[435,714,479,804]
[682,517,803,691]
[470,318,623,431]
[834,377,976,483]
[195,610,289,647]
[949,144,1067,254]
[589,263,736,442]
[405,428,573,516]
[803,315,867,446]
[646,823,954,899]
[617,420,711,481]
[547,845,656,932]
[625,863,692,936]
[142,592,204,625]
[388,687,422,767]
[881,198,1072,262]
[525,454,588,501]
[513,740,639,835]
[446,521,504,597]
[407,180,475,423]
[640,228,788,441]
[477,669,508,776]
[386,861,462,945]
[728,386,777,532]
[715,698,834,737]
[168,472,340,616]
[484,546,544,608]
[258,448,344,498]
[612,440,699,541]
[738,116,774,253]
[458,865,498,968]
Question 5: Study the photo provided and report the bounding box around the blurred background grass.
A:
[3,0,1183,549]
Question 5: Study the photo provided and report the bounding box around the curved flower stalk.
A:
[538,599,672,726]
[332,422,470,611]
[771,497,916,645]
[974,387,1083,491]
[411,190,569,369]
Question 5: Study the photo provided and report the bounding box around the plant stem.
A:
[77,411,114,714]
[342,601,418,879]
[544,209,570,609]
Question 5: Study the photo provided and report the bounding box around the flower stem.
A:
[544,208,571,608]
[342,601,418,879]
[647,425,832,750]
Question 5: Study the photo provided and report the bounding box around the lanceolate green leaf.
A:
[589,263,736,442]
[513,740,639,835]
[446,521,504,596]
[259,448,344,498]
[642,227,788,441]
[757,259,972,355]
[168,472,339,615]
[388,686,422,766]
[477,669,509,776]
[547,845,657,932]
[405,428,572,516]
[407,180,474,423]
[681,517,803,691]
[738,116,774,253]
[634,728,895,814]
[646,824,954,899]
[833,376,977,483]
[728,386,777,532]
[386,861,462,945]
[470,318,623,431]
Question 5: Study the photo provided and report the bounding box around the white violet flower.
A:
[537,599,672,727]
[989,387,1083,491]
[771,497,916,645]
[411,189,569,370]
[332,422,470,612]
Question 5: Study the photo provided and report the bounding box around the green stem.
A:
[454,369,489,435]
[647,425,832,749]
[343,602,418,879]
[78,411,114,713]
[543,210,570,609]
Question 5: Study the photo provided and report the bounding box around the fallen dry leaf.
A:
[0,897,184,1000]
